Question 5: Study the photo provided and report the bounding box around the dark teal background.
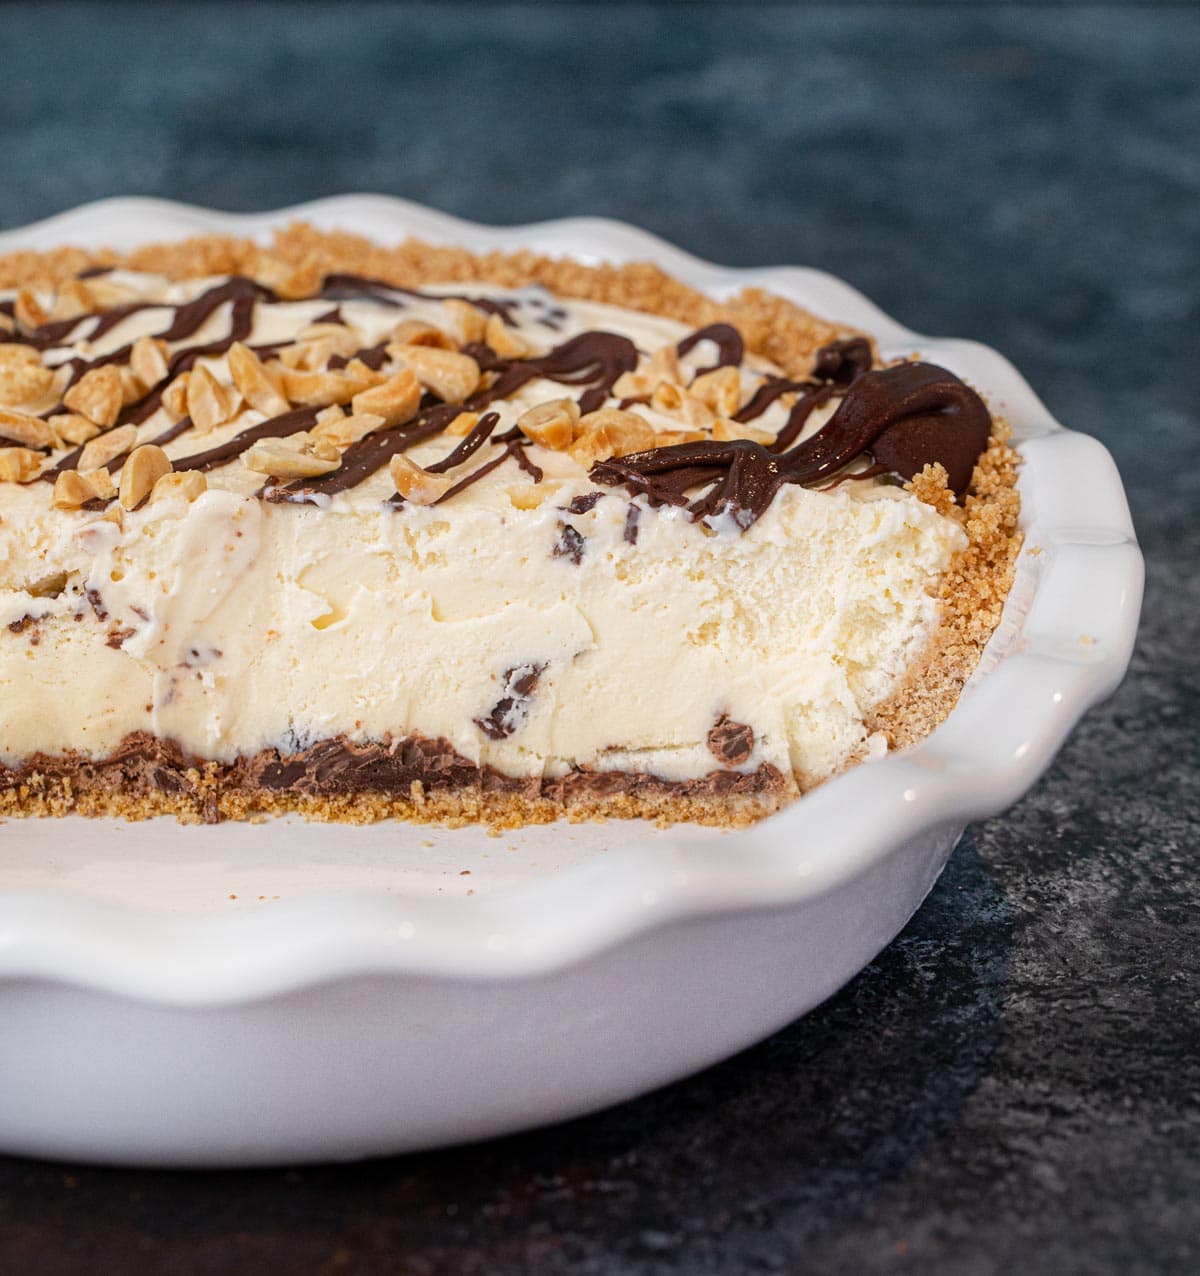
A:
[1,5,1197,1272]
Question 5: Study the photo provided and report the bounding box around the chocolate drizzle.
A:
[319,274,521,325]
[16,271,991,531]
[272,331,638,502]
[677,323,744,373]
[592,362,992,528]
[178,407,321,473]
[470,330,639,415]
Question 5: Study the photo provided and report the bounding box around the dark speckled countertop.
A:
[0,4,1196,1272]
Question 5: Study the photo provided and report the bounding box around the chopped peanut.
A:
[282,323,360,371]
[119,444,172,509]
[14,289,48,331]
[228,342,290,417]
[681,395,717,430]
[187,365,240,433]
[255,254,322,301]
[150,469,207,505]
[650,381,685,413]
[312,411,387,449]
[0,406,57,450]
[713,417,774,445]
[507,481,559,510]
[82,466,118,500]
[51,280,94,321]
[569,408,656,467]
[0,359,55,408]
[53,466,116,509]
[161,373,191,419]
[485,313,529,359]
[442,410,480,438]
[388,345,479,404]
[389,453,452,505]
[78,423,138,471]
[64,365,123,427]
[243,432,341,479]
[441,299,487,346]
[282,365,377,408]
[48,413,101,446]
[129,336,171,390]
[350,368,421,426]
[388,319,455,350]
[689,366,742,417]
[0,447,42,483]
[518,398,579,450]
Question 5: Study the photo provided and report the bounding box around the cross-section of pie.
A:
[0,228,1020,825]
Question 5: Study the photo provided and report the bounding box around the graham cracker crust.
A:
[0,225,1022,827]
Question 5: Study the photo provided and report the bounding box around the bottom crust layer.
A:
[0,732,793,830]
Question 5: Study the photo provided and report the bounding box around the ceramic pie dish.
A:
[0,196,1141,1167]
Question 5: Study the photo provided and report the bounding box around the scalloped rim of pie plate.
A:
[0,196,1142,1007]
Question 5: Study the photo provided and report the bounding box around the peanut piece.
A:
[161,373,191,419]
[507,481,559,510]
[53,466,116,509]
[485,313,529,359]
[389,453,452,505]
[243,433,341,479]
[681,395,717,430]
[647,344,682,385]
[713,418,774,445]
[570,408,656,466]
[689,366,742,417]
[129,335,170,390]
[83,467,118,500]
[283,323,360,371]
[0,447,42,483]
[442,411,480,438]
[351,368,421,426]
[228,342,290,417]
[441,299,487,346]
[187,365,241,433]
[78,423,138,471]
[49,413,101,446]
[389,345,479,404]
[312,411,387,449]
[64,365,123,427]
[282,366,377,409]
[51,280,94,321]
[150,469,207,505]
[256,254,322,301]
[119,444,172,509]
[14,289,48,331]
[0,346,42,371]
[0,360,55,408]
[517,398,579,450]
[0,407,57,450]
[650,381,686,413]
[52,470,93,509]
[388,319,455,350]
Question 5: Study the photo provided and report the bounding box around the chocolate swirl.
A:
[591,362,991,528]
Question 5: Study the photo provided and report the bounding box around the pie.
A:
[0,226,1020,826]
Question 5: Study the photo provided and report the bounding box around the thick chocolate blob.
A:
[592,361,992,527]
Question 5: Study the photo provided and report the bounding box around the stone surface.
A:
[0,3,1196,1272]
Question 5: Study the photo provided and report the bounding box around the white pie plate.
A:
[0,196,1141,1167]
